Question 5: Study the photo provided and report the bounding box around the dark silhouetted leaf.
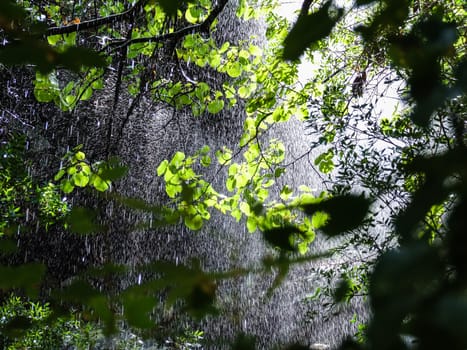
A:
[367,244,443,350]
[267,255,290,296]
[283,1,343,60]
[432,294,467,341]
[0,1,26,30]
[454,58,467,91]
[0,238,18,256]
[370,244,442,314]
[157,0,192,17]
[97,157,128,181]
[301,195,370,236]
[333,278,353,303]
[396,148,466,240]
[263,225,303,251]
[121,287,157,329]
[67,206,102,235]
[1,316,33,339]
[232,332,256,350]
[338,338,363,350]
[446,198,467,277]
[0,263,45,295]
[57,47,107,72]
[0,41,106,73]
[356,0,377,5]
[284,344,309,350]
[187,277,217,317]
[56,280,101,301]
[56,280,115,335]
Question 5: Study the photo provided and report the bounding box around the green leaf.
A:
[183,35,196,48]
[274,168,285,178]
[226,62,242,78]
[54,169,65,181]
[246,216,257,233]
[238,86,251,99]
[170,151,185,168]
[207,99,225,114]
[314,149,335,173]
[61,179,75,194]
[74,150,85,160]
[208,52,221,68]
[249,44,262,56]
[72,172,89,187]
[157,159,169,176]
[185,5,202,24]
[226,176,236,192]
[91,175,110,192]
[311,211,328,228]
[280,185,293,200]
[184,214,203,230]
[80,87,93,101]
[283,1,343,60]
[201,155,211,167]
[215,147,232,165]
[34,87,55,102]
[47,34,61,46]
[239,202,251,215]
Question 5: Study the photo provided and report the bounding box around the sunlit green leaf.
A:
[311,211,328,228]
[91,175,110,192]
[72,172,89,187]
[246,216,257,233]
[226,62,242,78]
[61,179,75,194]
[207,99,224,114]
[54,169,65,181]
[184,214,203,230]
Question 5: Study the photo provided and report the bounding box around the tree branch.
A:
[46,0,229,48]
[109,0,229,49]
[46,0,145,36]
[299,0,313,17]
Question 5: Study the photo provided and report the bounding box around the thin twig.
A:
[108,0,229,49]
[46,1,145,36]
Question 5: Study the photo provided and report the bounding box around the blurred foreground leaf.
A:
[263,225,304,251]
[301,195,370,236]
[283,1,343,60]
[66,207,102,235]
